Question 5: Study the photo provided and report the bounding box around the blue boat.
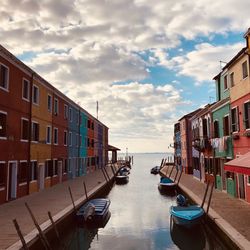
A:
[115,171,129,184]
[158,177,176,191]
[170,205,205,228]
[76,198,111,227]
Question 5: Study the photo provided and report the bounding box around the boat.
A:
[158,176,176,191]
[119,166,130,175]
[169,200,205,228]
[150,166,160,174]
[76,198,111,227]
[115,172,129,184]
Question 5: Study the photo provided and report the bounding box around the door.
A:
[238,174,245,199]
[221,160,226,190]
[58,161,62,183]
[8,162,17,200]
[39,163,45,190]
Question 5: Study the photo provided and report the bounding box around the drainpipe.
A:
[78,107,81,176]
[27,73,34,193]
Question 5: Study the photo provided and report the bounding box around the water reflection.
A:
[62,153,227,250]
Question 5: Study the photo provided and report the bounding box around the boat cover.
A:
[170,205,204,221]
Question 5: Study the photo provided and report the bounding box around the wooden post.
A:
[168,165,174,178]
[13,219,29,250]
[103,167,111,181]
[174,169,179,182]
[206,181,214,214]
[160,158,164,167]
[83,181,89,201]
[110,164,115,176]
[25,202,52,250]
[48,211,66,249]
[101,167,108,182]
[201,181,210,209]
[177,169,183,184]
[68,186,77,214]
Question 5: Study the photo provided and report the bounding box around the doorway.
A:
[58,161,62,183]
[8,161,17,200]
[238,174,245,199]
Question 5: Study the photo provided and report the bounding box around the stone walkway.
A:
[0,165,118,250]
[161,165,250,250]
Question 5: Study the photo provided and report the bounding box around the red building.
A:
[0,46,32,203]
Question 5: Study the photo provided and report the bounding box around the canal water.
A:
[61,153,227,250]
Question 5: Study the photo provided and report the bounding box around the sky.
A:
[0,0,250,153]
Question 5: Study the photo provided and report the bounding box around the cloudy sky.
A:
[1,0,250,153]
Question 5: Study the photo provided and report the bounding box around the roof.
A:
[222,47,246,70]
[224,151,250,175]
[108,145,121,151]
[178,108,202,122]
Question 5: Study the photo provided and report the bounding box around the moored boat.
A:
[115,172,129,184]
[158,177,176,191]
[76,198,111,227]
[169,205,205,228]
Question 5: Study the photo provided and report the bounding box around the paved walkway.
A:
[161,165,250,250]
[0,165,118,250]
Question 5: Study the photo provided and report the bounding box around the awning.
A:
[108,145,121,151]
[224,151,250,175]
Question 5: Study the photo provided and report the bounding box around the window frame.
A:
[244,100,250,130]
[32,84,39,105]
[64,104,68,119]
[47,94,52,113]
[231,107,239,133]
[54,98,59,115]
[53,127,58,145]
[46,125,51,144]
[229,72,234,87]
[0,63,9,92]
[21,117,29,142]
[242,60,248,79]
[0,110,7,140]
[31,121,39,142]
[64,130,68,146]
[223,74,228,90]
[22,78,30,102]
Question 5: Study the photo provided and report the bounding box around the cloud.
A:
[153,42,245,82]
[1,0,250,152]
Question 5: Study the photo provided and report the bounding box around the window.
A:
[244,101,250,129]
[69,132,72,146]
[30,161,37,181]
[21,118,29,141]
[91,139,94,147]
[69,108,72,121]
[0,162,6,187]
[19,161,28,183]
[223,115,230,136]
[31,122,39,142]
[53,160,58,176]
[64,105,68,119]
[33,85,39,104]
[202,119,208,137]
[0,112,7,138]
[87,119,90,128]
[87,138,90,147]
[242,61,248,79]
[46,126,51,144]
[45,160,53,177]
[213,120,219,138]
[54,128,58,145]
[54,98,58,115]
[248,176,250,184]
[80,135,82,146]
[22,79,30,101]
[223,75,228,90]
[64,130,67,146]
[47,95,52,112]
[230,72,234,87]
[231,107,239,132]
[91,122,94,130]
[0,64,9,90]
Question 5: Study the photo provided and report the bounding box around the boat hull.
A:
[170,205,204,228]
[76,198,111,227]
[115,175,129,184]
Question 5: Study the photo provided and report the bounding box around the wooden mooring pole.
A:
[13,219,28,250]
[177,169,183,184]
[201,181,210,209]
[101,167,108,183]
[83,181,89,201]
[206,181,214,215]
[168,165,174,178]
[25,202,52,250]
[48,211,66,249]
[68,186,77,214]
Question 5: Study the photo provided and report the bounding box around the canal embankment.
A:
[160,165,250,250]
[0,164,120,250]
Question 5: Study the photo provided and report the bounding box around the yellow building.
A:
[30,76,53,193]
